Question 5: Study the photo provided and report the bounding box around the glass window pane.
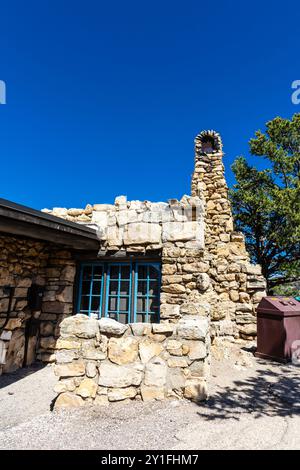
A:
[108,296,117,311]
[92,281,101,296]
[80,296,90,312]
[120,265,130,279]
[91,297,101,313]
[136,296,147,312]
[109,281,118,296]
[120,281,130,296]
[81,281,90,296]
[118,313,128,324]
[137,281,147,296]
[110,266,119,279]
[149,281,159,296]
[108,312,118,321]
[93,266,103,278]
[119,297,129,312]
[149,297,159,312]
[149,265,159,280]
[136,313,145,323]
[138,265,147,279]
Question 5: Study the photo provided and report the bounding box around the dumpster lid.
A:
[257,296,300,316]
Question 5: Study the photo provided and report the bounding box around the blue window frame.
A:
[77,261,161,323]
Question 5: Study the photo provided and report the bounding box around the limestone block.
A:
[107,387,137,401]
[167,368,185,390]
[140,385,165,401]
[160,304,181,319]
[152,323,175,334]
[130,323,152,336]
[166,339,183,356]
[177,316,209,340]
[180,302,210,316]
[161,284,185,294]
[54,392,85,409]
[183,378,208,401]
[0,330,12,341]
[60,315,99,339]
[144,357,167,387]
[196,273,210,292]
[54,361,86,378]
[139,339,163,363]
[40,321,54,337]
[185,339,206,359]
[76,378,98,398]
[86,361,97,378]
[108,336,139,365]
[4,318,22,330]
[54,379,76,393]
[39,336,57,350]
[98,317,128,336]
[162,222,204,246]
[55,349,78,363]
[56,337,81,350]
[98,362,143,388]
[167,357,189,368]
[123,223,161,246]
[56,286,73,303]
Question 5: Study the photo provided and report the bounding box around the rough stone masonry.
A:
[0,129,266,406]
[47,130,266,408]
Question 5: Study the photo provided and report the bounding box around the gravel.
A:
[1,349,300,450]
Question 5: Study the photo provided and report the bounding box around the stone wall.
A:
[0,234,76,374]
[191,130,266,342]
[54,314,210,408]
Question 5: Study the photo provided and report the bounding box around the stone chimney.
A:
[191,130,266,342]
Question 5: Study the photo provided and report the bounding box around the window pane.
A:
[136,296,147,312]
[80,296,90,312]
[137,281,147,296]
[138,265,147,279]
[118,313,128,324]
[120,265,130,279]
[120,281,130,296]
[149,297,159,312]
[108,297,117,311]
[119,297,129,312]
[93,266,103,278]
[92,281,101,296]
[91,297,101,313]
[149,281,159,296]
[149,265,159,280]
[109,281,118,296]
[110,265,119,279]
[81,281,90,296]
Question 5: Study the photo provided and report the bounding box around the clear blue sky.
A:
[1,0,299,210]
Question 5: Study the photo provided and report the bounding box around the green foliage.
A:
[230,114,300,291]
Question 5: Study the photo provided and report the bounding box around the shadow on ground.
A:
[198,360,300,420]
[0,362,45,389]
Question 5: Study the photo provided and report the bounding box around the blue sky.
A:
[0,0,299,210]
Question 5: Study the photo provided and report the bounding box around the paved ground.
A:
[0,347,299,450]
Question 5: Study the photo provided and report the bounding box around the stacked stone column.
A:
[191,130,266,342]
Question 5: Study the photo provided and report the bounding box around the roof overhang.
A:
[0,198,100,251]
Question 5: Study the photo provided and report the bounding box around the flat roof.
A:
[0,198,99,251]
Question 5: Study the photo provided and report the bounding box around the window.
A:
[77,261,161,323]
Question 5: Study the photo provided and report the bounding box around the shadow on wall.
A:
[197,361,300,420]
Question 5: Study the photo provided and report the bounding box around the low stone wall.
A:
[53,314,210,408]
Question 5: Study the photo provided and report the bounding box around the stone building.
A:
[0,130,266,405]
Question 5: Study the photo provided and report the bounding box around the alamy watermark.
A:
[0,80,6,104]
[291,80,300,104]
